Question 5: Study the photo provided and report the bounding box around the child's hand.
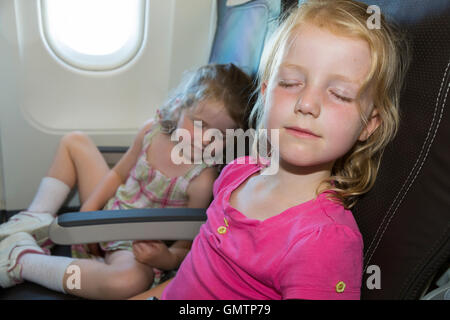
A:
[132,240,176,270]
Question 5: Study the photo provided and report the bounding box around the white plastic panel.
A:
[0,138,4,210]
[0,0,216,210]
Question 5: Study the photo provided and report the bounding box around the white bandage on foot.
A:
[28,177,71,216]
[19,252,74,294]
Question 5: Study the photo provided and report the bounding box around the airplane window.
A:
[40,0,146,71]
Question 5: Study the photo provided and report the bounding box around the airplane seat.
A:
[208,0,285,76]
[351,0,450,299]
[1,0,449,301]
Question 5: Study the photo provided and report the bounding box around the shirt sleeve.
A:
[276,224,363,300]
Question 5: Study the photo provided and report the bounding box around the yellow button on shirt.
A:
[335,281,346,293]
[217,226,227,234]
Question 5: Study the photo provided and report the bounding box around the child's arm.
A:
[80,120,154,212]
[133,167,217,269]
[185,167,217,208]
[167,167,217,263]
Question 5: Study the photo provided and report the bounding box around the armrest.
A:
[49,208,207,245]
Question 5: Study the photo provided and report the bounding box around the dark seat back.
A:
[348,0,450,299]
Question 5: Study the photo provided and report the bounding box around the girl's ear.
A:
[358,107,381,142]
[261,81,268,96]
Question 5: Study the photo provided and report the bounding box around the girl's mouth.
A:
[285,126,320,138]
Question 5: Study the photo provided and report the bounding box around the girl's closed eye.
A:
[279,79,354,103]
[279,79,304,89]
[329,89,354,103]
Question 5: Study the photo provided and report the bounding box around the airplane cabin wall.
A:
[0,0,217,210]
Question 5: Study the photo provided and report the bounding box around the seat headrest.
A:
[209,0,281,76]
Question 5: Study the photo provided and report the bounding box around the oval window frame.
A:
[40,0,147,71]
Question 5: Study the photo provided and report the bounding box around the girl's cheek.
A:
[184,120,196,137]
[271,86,296,101]
[327,110,362,141]
[264,107,275,128]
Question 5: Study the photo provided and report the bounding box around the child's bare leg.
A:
[47,131,110,204]
[0,132,109,243]
[63,250,155,300]
[129,278,173,300]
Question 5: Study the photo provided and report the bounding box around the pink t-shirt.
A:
[161,157,363,300]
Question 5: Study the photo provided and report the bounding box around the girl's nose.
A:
[294,86,321,118]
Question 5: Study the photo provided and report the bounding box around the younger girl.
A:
[133,0,410,300]
[0,63,254,299]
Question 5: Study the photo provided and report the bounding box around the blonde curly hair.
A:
[158,63,254,134]
[249,0,411,209]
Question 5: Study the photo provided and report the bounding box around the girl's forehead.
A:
[190,99,237,129]
[278,23,372,84]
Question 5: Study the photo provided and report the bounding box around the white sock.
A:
[28,177,71,216]
[19,253,74,294]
